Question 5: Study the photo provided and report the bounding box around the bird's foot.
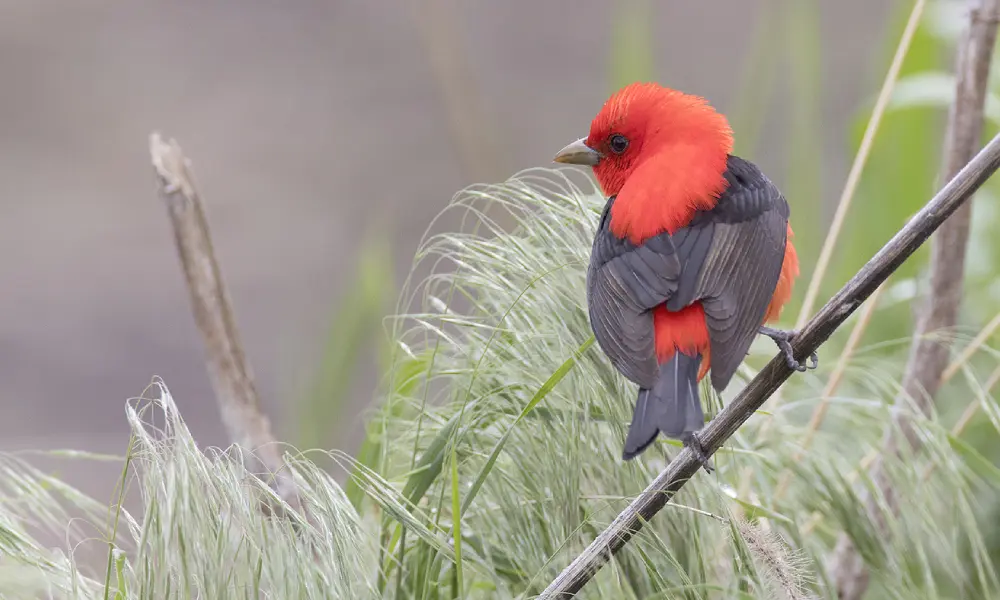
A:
[758,326,819,372]
[681,432,714,474]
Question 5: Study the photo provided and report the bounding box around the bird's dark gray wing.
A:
[665,155,790,391]
[585,155,789,392]
[586,197,683,388]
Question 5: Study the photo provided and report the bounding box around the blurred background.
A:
[2,0,971,504]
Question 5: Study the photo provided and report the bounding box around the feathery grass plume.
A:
[0,453,108,598]
[0,165,998,599]
[0,380,379,599]
[731,518,813,600]
[363,166,767,598]
[0,173,999,598]
[371,168,744,595]
[361,165,1000,599]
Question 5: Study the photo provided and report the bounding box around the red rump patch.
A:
[653,303,711,381]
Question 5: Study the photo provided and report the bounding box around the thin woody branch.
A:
[829,1,1000,596]
[148,133,301,514]
[539,131,1000,599]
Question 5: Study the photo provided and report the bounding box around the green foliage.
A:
[296,225,395,452]
[608,0,654,92]
[2,161,1000,597]
[727,0,784,158]
[0,381,379,599]
[839,2,947,341]
[353,167,1000,599]
[782,0,825,288]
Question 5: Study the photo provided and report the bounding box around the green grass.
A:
[0,162,1000,598]
[0,380,378,598]
[3,159,997,597]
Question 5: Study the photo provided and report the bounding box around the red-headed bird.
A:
[553,82,816,464]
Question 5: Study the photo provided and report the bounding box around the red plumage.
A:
[588,83,734,243]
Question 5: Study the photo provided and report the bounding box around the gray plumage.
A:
[586,155,789,458]
[622,353,704,460]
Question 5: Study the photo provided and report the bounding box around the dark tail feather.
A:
[622,352,704,460]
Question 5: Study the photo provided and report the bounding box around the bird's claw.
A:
[681,432,714,474]
[758,326,819,372]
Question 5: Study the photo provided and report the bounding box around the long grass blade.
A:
[460,337,595,516]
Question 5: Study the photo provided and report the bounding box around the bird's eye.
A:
[608,134,629,154]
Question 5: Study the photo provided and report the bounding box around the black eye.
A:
[608,134,629,154]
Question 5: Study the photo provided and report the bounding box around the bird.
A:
[552,81,816,467]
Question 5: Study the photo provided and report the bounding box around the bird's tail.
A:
[622,352,704,460]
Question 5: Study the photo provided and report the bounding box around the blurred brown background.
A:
[0,0,893,499]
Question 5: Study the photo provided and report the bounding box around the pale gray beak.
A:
[553,137,602,166]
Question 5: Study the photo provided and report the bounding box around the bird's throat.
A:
[606,147,729,245]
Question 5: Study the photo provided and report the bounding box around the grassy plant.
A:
[0,381,378,599]
[2,157,1000,597]
[358,165,1000,599]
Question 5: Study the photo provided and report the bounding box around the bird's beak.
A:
[553,137,602,166]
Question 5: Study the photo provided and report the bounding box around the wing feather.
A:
[670,156,789,390]
[587,198,682,387]
[585,155,790,392]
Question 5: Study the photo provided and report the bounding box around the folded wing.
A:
[587,201,682,388]
[666,155,789,390]
[585,155,790,392]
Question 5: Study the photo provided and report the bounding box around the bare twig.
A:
[539,131,1000,599]
[149,133,301,513]
[829,2,1000,597]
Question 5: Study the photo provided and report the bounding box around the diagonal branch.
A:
[829,1,1000,597]
[538,131,1000,599]
[149,133,302,514]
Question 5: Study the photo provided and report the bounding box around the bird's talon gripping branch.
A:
[758,326,819,372]
[681,433,714,474]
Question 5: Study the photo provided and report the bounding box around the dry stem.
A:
[411,0,505,183]
[793,0,927,330]
[149,133,302,514]
[828,2,1000,597]
[756,0,926,453]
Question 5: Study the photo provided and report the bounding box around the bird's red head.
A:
[554,82,735,244]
